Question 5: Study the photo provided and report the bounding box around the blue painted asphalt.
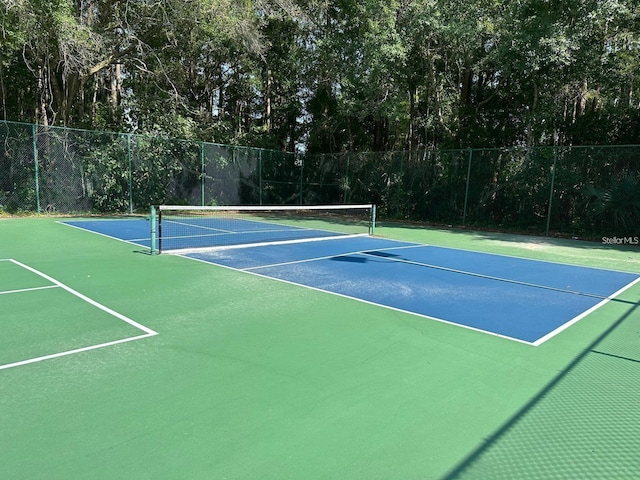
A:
[64,218,153,248]
[187,236,638,344]
[63,218,640,344]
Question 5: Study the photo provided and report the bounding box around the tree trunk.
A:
[408,84,416,153]
[0,49,6,120]
[110,63,122,121]
[265,68,272,132]
[36,66,50,126]
[575,79,587,118]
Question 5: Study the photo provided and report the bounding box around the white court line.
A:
[0,285,59,295]
[181,252,534,346]
[9,259,157,335]
[56,221,150,249]
[0,259,158,371]
[246,242,637,300]
[163,218,235,233]
[163,226,314,240]
[177,241,640,346]
[0,334,155,371]
[360,251,615,299]
[242,240,418,271]
[532,276,640,346]
[423,241,640,275]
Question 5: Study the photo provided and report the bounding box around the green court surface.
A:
[1,217,639,479]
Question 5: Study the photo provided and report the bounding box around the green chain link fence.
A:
[1,120,639,237]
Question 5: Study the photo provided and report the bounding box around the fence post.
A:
[31,124,41,213]
[201,142,205,206]
[127,133,133,213]
[259,149,263,206]
[545,146,559,236]
[462,148,473,226]
[371,204,376,236]
[343,153,350,204]
[298,152,304,206]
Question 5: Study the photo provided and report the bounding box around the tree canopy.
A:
[2,0,639,151]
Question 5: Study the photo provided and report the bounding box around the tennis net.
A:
[153,204,376,254]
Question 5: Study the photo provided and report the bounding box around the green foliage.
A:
[2,120,639,237]
[1,0,639,154]
[584,172,640,231]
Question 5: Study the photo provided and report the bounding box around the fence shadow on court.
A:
[442,293,640,479]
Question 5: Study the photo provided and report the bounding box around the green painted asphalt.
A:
[1,217,638,479]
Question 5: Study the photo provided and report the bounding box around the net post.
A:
[149,205,158,255]
[371,204,376,236]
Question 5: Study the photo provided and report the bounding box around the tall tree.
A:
[1,0,639,150]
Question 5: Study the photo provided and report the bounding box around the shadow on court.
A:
[443,295,640,479]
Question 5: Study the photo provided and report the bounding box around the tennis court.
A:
[64,207,639,346]
[2,210,640,479]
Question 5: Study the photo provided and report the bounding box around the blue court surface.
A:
[62,218,640,345]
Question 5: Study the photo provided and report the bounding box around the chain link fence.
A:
[1,120,639,237]
[301,146,639,237]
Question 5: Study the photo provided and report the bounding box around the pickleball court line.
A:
[532,276,640,346]
[162,218,235,233]
[177,242,640,345]
[167,214,346,235]
[241,244,635,301]
[160,226,315,242]
[0,259,158,371]
[179,251,535,346]
[0,334,156,371]
[57,221,150,248]
[0,285,60,295]
[9,259,157,335]
[240,243,422,271]
[359,250,625,300]
[423,241,640,276]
